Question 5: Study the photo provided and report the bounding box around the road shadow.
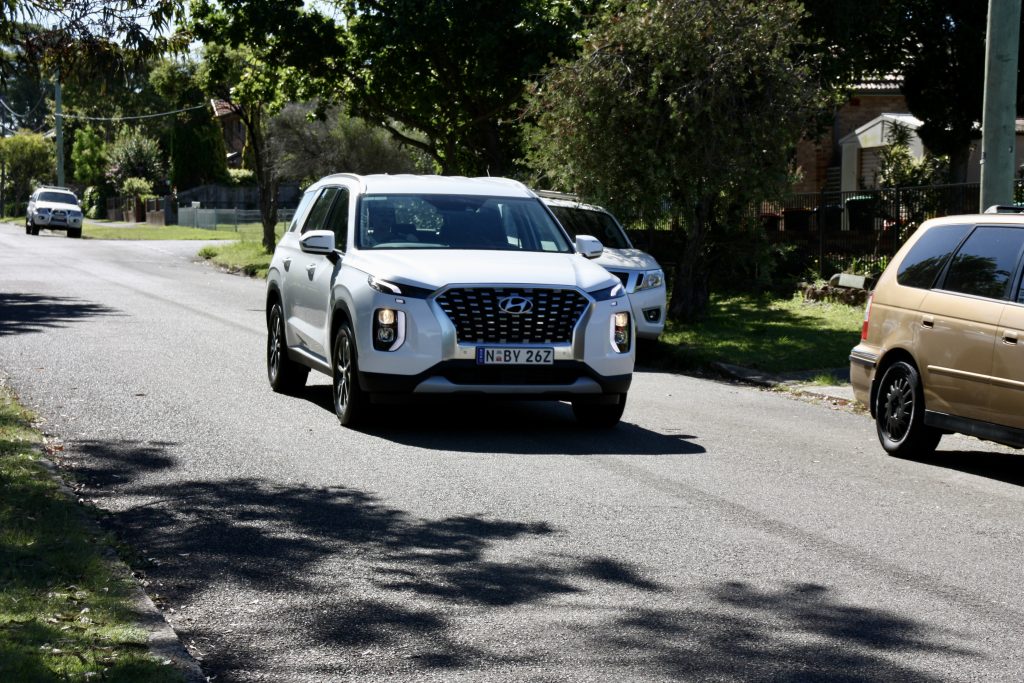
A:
[295,385,704,456]
[894,448,1024,487]
[597,581,976,682]
[58,438,972,680]
[0,292,120,337]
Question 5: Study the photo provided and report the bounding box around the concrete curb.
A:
[19,424,207,683]
[712,362,857,405]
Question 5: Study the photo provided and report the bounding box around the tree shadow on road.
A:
[297,385,704,456]
[60,438,977,681]
[0,293,120,337]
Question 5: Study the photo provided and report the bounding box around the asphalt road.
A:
[2,223,1023,682]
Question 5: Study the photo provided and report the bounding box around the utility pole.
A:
[980,0,1022,209]
[54,69,64,187]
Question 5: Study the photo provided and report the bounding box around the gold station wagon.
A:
[850,210,1024,456]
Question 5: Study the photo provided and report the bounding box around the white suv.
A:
[539,193,666,339]
[26,187,84,238]
[266,174,635,427]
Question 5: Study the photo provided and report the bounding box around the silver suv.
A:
[27,187,84,238]
[539,192,666,339]
[266,174,635,427]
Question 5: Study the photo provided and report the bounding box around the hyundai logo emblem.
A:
[498,295,533,315]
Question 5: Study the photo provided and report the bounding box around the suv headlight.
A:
[589,282,625,301]
[635,269,664,291]
[367,275,434,299]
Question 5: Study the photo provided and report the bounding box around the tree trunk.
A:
[667,200,713,323]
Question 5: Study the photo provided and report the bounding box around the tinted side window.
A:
[289,190,317,232]
[324,188,350,251]
[301,187,340,234]
[550,206,632,249]
[896,224,971,289]
[941,226,1024,300]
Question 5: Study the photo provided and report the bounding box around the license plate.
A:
[476,347,553,365]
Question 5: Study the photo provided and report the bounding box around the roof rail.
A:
[535,189,580,201]
[983,204,1024,214]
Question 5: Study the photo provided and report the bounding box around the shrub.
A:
[121,177,154,199]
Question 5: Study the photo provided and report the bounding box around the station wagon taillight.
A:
[861,293,873,341]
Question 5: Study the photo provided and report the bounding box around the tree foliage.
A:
[876,122,949,189]
[71,125,106,186]
[0,131,54,208]
[105,128,165,189]
[269,103,427,187]
[150,57,230,190]
[527,0,824,321]
[802,0,1024,182]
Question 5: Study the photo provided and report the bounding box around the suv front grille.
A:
[435,287,589,344]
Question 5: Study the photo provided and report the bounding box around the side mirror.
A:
[299,230,336,255]
[575,234,604,259]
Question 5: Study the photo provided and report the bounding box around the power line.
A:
[57,102,209,122]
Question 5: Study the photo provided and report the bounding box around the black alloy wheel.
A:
[332,322,366,426]
[267,302,308,393]
[875,361,941,457]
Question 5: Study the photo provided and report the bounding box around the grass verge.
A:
[197,240,273,278]
[83,222,241,241]
[0,384,183,683]
[642,293,863,376]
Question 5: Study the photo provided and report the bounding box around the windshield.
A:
[39,191,78,205]
[549,205,632,249]
[357,194,573,253]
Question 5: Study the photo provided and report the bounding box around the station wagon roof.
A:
[314,174,534,198]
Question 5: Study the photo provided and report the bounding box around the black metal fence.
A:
[759,183,982,278]
[622,183,992,281]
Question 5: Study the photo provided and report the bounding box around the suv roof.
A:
[316,174,533,197]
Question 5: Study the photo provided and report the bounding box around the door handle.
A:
[921,315,934,329]
[1003,330,1019,345]
[306,264,317,277]
[283,257,291,271]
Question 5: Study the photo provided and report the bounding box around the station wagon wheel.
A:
[333,321,367,426]
[267,302,308,393]
[875,361,941,457]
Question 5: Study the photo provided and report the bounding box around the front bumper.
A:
[361,360,632,398]
[33,211,83,228]
[629,286,666,339]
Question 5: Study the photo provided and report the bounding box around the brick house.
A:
[211,99,246,168]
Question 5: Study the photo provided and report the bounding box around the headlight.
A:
[367,275,434,299]
[635,269,664,291]
[589,282,625,301]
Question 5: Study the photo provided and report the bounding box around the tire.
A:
[332,321,367,426]
[266,302,308,393]
[875,361,941,457]
[26,219,37,236]
[572,393,627,428]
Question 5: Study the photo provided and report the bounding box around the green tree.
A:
[269,103,427,187]
[187,0,587,176]
[194,42,287,252]
[0,130,54,211]
[527,0,823,321]
[150,57,229,190]
[71,125,107,186]
[802,0,1024,183]
[105,127,165,189]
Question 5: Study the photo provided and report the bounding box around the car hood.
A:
[595,248,662,272]
[36,201,81,212]
[348,249,619,292]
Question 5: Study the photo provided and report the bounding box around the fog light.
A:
[373,308,405,351]
[611,311,631,353]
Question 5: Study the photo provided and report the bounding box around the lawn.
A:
[0,385,183,683]
[646,293,864,375]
